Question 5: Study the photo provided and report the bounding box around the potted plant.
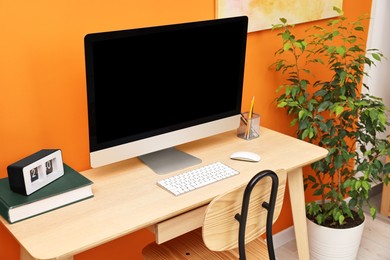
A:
[271,7,390,259]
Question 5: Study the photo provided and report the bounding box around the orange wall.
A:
[0,1,371,259]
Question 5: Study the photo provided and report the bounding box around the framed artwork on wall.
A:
[216,0,343,32]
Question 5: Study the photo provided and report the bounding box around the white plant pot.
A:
[307,216,365,260]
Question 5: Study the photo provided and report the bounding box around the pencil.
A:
[240,113,248,125]
[245,96,255,139]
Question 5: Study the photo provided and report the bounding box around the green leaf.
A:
[338,214,345,225]
[302,129,309,140]
[369,109,378,120]
[334,154,344,169]
[283,42,292,51]
[317,101,330,112]
[335,105,344,116]
[333,6,343,15]
[291,86,299,98]
[309,128,314,139]
[276,61,284,71]
[300,80,307,89]
[294,41,302,49]
[354,26,364,31]
[285,86,291,96]
[336,46,346,56]
[275,85,284,95]
[282,31,291,40]
[378,113,386,126]
[361,181,370,191]
[372,53,381,61]
[370,207,377,219]
[355,181,361,190]
[339,71,347,83]
[290,118,298,126]
[307,175,316,183]
[301,41,308,49]
[298,110,305,120]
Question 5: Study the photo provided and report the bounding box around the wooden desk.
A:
[0,128,327,260]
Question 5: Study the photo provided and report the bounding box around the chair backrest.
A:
[202,169,287,253]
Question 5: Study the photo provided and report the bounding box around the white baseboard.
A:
[273,225,295,249]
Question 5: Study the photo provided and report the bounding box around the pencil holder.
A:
[237,112,260,140]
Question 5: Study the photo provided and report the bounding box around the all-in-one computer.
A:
[84,16,248,174]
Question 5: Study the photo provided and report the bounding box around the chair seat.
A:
[142,228,269,260]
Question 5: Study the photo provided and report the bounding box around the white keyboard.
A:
[157,162,239,196]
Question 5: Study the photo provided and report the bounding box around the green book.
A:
[0,164,93,224]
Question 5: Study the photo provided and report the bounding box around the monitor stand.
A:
[138,147,202,175]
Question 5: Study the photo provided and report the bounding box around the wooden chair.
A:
[143,169,287,260]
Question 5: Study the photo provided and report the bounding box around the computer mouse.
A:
[230,151,261,162]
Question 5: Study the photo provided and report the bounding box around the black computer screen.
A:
[84,16,248,169]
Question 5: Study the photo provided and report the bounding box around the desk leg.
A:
[380,182,390,217]
[20,246,73,260]
[288,167,310,260]
[20,247,36,260]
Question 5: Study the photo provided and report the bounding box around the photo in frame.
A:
[216,0,343,32]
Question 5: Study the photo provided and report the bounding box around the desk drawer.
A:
[152,205,207,244]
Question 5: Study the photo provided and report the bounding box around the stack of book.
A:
[0,164,93,224]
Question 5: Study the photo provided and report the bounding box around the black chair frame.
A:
[234,170,279,260]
